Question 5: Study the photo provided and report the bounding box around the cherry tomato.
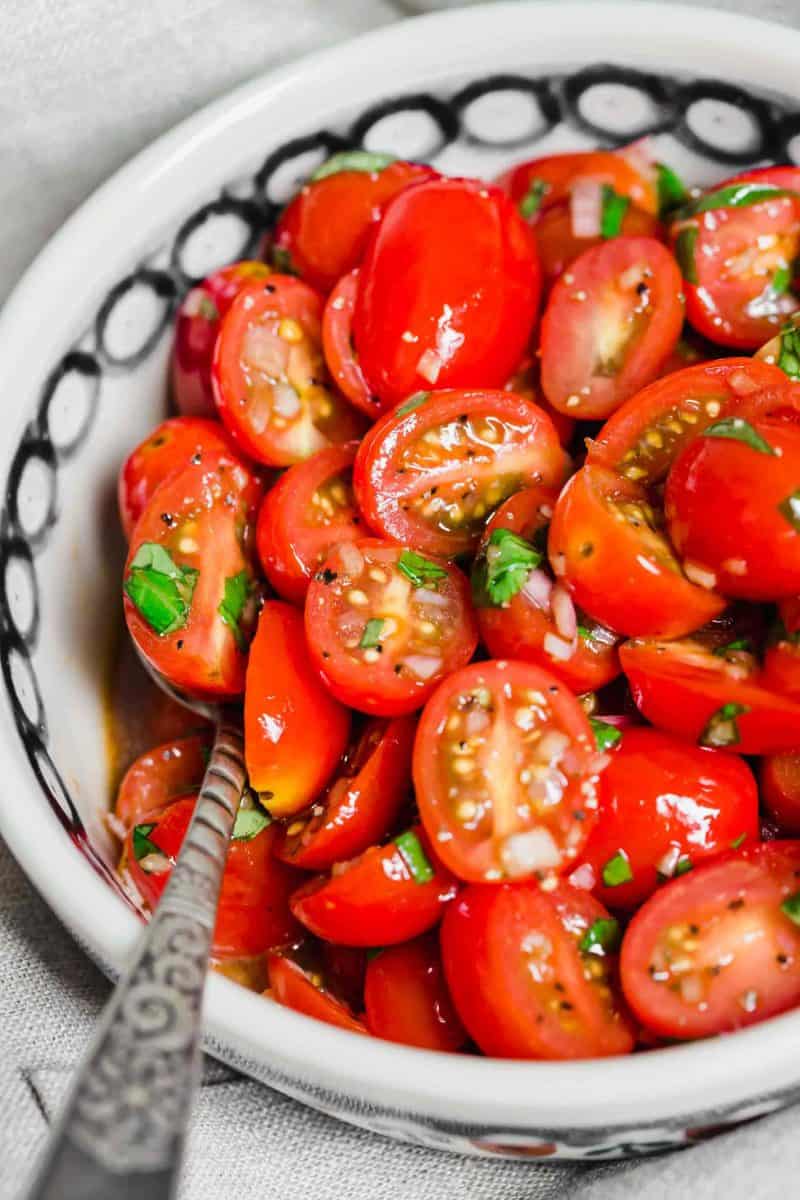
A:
[548,464,724,638]
[576,727,759,910]
[352,178,541,409]
[763,600,800,700]
[620,841,800,1038]
[212,275,364,467]
[540,237,683,419]
[620,635,800,755]
[531,200,662,290]
[665,417,800,600]
[266,951,367,1034]
[275,716,415,870]
[414,660,604,883]
[657,330,716,377]
[115,732,212,831]
[255,442,362,604]
[126,794,300,958]
[762,754,800,835]
[244,600,350,817]
[304,539,478,716]
[364,935,467,1052]
[290,826,457,947]
[172,261,272,417]
[273,154,434,294]
[497,147,659,221]
[123,451,262,699]
[441,881,634,1059]
[504,355,574,447]
[353,388,567,559]
[322,269,377,417]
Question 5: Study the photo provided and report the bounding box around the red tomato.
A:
[620,635,800,755]
[497,148,659,220]
[353,388,567,559]
[255,441,362,604]
[665,417,800,600]
[290,825,457,947]
[115,732,212,831]
[620,841,800,1038]
[657,331,716,377]
[364,935,467,1052]
[123,452,262,699]
[322,269,377,417]
[212,275,364,467]
[762,754,800,835]
[413,660,604,884]
[126,794,300,958]
[531,200,662,290]
[540,237,683,419]
[172,261,272,417]
[273,155,434,294]
[352,178,541,409]
[763,600,800,700]
[576,727,759,910]
[483,483,559,541]
[548,464,724,639]
[275,716,415,870]
[244,600,350,817]
[504,355,575,448]
[304,539,478,716]
[441,881,634,1059]
[266,951,367,1034]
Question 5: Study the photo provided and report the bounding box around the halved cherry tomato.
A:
[620,635,800,755]
[255,441,362,604]
[126,794,301,958]
[620,841,800,1038]
[540,237,683,419]
[665,417,800,600]
[123,451,262,699]
[322,269,377,417]
[441,881,634,1059]
[118,416,243,540]
[290,825,457,946]
[272,154,434,294]
[352,178,541,409]
[304,539,478,716]
[364,934,467,1052]
[548,464,724,638]
[353,388,567,559]
[266,950,367,1034]
[483,484,558,541]
[275,716,415,870]
[763,599,800,700]
[115,732,212,831]
[762,754,800,835]
[172,261,272,417]
[576,727,759,910]
[504,355,574,447]
[244,600,350,817]
[212,275,364,466]
[530,200,662,290]
[414,660,603,883]
[497,147,659,221]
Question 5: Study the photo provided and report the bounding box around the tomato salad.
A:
[112,143,800,1060]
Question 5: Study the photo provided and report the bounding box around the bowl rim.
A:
[3,0,800,1132]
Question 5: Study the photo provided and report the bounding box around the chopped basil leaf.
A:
[397,549,447,589]
[471,527,542,608]
[674,856,693,877]
[699,701,749,748]
[124,542,199,636]
[579,917,621,956]
[782,890,800,925]
[590,717,622,753]
[703,417,775,456]
[772,264,792,295]
[730,832,747,850]
[359,618,384,650]
[712,638,752,657]
[271,245,297,275]
[656,162,688,216]
[311,150,396,182]
[602,851,633,887]
[778,324,800,380]
[218,570,252,652]
[395,830,434,884]
[779,488,800,533]
[132,822,160,862]
[396,391,431,417]
[600,185,630,239]
[678,182,797,219]
[519,178,549,219]
[232,806,271,841]
[674,227,698,284]
[577,624,592,641]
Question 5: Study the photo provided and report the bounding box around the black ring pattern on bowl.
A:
[1,64,797,1158]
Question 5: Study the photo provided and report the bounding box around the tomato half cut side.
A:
[364,934,467,1052]
[115,732,212,831]
[414,660,603,883]
[620,841,800,1039]
[441,881,634,1059]
[321,269,379,417]
[266,951,367,1034]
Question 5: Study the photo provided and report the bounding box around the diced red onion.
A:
[521,568,553,610]
[551,584,577,639]
[403,655,443,680]
[570,180,603,238]
[544,631,575,661]
[417,348,442,384]
[337,542,364,578]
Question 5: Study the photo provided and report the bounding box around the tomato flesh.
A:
[364,934,467,1052]
[322,269,377,417]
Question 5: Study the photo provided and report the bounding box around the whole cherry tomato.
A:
[115,732,212,831]
[364,935,467,1052]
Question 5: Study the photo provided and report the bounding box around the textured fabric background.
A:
[3,1,800,1197]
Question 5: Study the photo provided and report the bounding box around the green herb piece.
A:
[132,822,160,862]
[602,851,633,888]
[674,227,698,284]
[678,182,796,219]
[271,245,297,275]
[779,488,800,533]
[359,618,385,650]
[232,806,271,841]
[712,638,752,657]
[395,830,434,884]
[778,324,800,379]
[772,264,792,295]
[656,162,688,216]
[396,391,431,417]
[577,624,592,641]
[590,717,623,753]
[699,701,749,748]
[600,185,630,239]
[579,917,621,956]
[471,528,542,608]
[781,890,800,925]
[124,542,199,637]
[397,549,448,589]
[218,570,252,651]
[730,832,747,850]
[311,150,396,182]
[519,178,549,219]
[703,417,775,456]
[674,856,693,877]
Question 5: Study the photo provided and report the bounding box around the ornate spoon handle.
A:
[25,717,246,1200]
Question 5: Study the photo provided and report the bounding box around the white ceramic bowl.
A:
[3,1,800,1162]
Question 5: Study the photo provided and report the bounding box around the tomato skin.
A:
[441,881,634,1059]
[761,754,800,834]
[273,160,434,295]
[255,441,361,604]
[353,178,541,409]
[576,727,759,910]
[322,269,378,417]
[172,261,272,418]
[620,841,800,1039]
[244,600,350,816]
[266,952,367,1034]
[533,201,662,290]
[364,935,467,1052]
[115,733,212,831]
[548,464,724,639]
[763,604,800,700]
[497,148,659,219]
[275,716,416,870]
[289,826,458,947]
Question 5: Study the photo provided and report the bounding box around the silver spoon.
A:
[25,657,247,1200]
